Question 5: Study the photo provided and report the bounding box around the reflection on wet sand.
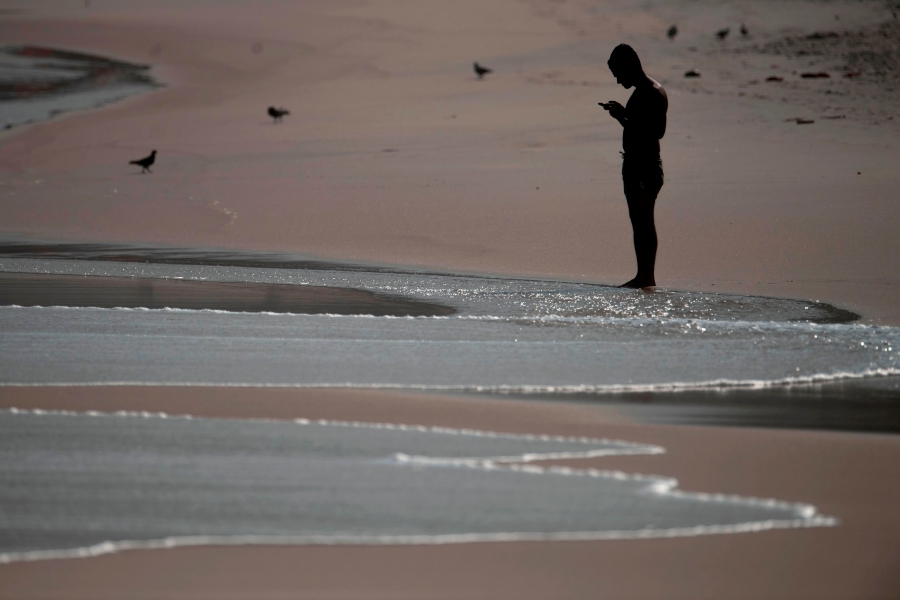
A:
[0,272,454,317]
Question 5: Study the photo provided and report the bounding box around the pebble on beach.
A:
[684,69,701,78]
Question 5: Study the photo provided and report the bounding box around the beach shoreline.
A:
[0,384,898,599]
[0,271,455,316]
[1,0,898,597]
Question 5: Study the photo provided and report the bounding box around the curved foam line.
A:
[2,407,665,459]
[1,367,898,393]
[0,408,838,564]
[392,455,826,520]
[3,408,828,527]
[0,516,839,564]
[0,304,880,329]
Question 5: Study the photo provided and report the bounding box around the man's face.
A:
[609,64,633,89]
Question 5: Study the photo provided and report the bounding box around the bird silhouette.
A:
[740,23,749,36]
[129,150,156,173]
[473,62,492,79]
[667,25,678,39]
[716,27,730,40]
[267,106,289,123]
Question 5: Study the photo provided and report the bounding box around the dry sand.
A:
[1,385,899,599]
[0,0,897,323]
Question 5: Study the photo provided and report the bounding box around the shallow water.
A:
[0,410,834,562]
[0,255,896,392]
[0,46,158,130]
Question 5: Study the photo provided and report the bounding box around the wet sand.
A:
[0,271,454,316]
[0,385,898,599]
[517,375,900,434]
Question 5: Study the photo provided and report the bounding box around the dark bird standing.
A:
[267,106,289,123]
[667,25,678,39]
[740,23,749,36]
[716,27,730,40]
[473,62,492,79]
[129,150,156,174]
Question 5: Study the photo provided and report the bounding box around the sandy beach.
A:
[0,0,897,323]
[1,385,899,599]
[1,0,899,597]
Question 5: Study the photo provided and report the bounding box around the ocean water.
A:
[0,409,835,562]
[0,46,159,130]
[1,251,896,559]
[0,256,896,391]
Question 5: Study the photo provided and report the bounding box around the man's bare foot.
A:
[619,276,656,289]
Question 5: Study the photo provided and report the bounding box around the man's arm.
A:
[617,88,667,140]
[600,101,627,127]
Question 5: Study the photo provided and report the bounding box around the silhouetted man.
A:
[601,44,667,288]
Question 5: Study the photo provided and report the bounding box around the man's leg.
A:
[622,186,658,288]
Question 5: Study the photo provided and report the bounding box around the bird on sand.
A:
[129,150,156,173]
[740,23,749,36]
[667,25,678,39]
[473,62,493,79]
[267,106,289,123]
[716,27,730,40]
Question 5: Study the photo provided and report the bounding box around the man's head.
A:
[607,44,643,88]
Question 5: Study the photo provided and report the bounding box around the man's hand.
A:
[601,100,626,121]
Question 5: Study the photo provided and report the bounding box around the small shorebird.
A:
[129,150,156,173]
[267,106,289,123]
[740,23,749,36]
[667,25,678,40]
[473,62,492,79]
[716,27,730,40]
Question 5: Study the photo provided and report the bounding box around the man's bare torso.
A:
[623,79,668,160]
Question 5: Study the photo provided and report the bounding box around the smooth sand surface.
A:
[1,385,899,599]
[0,0,897,323]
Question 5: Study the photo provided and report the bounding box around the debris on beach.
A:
[716,27,730,40]
[844,71,861,78]
[740,23,749,37]
[821,115,846,119]
[684,69,701,78]
[667,25,678,39]
[785,117,815,124]
[766,76,784,82]
[801,72,831,78]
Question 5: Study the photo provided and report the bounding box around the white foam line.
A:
[0,516,838,565]
[0,305,438,318]
[391,455,825,520]
[2,407,664,459]
[1,367,898,393]
[1,305,887,330]
[3,408,825,521]
[0,409,838,564]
